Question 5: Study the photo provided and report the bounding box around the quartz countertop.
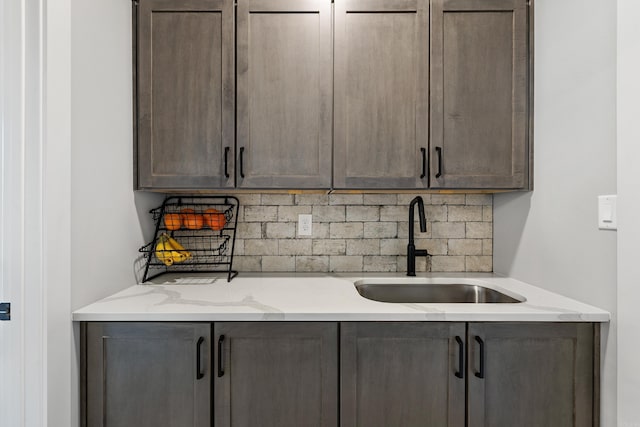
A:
[72,272,610,322]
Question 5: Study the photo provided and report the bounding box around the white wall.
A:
[493,1,618,425]
[69,1,162,425]
[616,1,640,425]
[70,0,161,310]
[46,0,72,425]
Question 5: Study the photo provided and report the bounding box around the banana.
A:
[155,237,174,266]
[155,233,191,265]
[170,250,189,263]
[165,235,192,261]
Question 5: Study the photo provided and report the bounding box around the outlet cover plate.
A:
[598,195,617,230]
[298,214,312,236]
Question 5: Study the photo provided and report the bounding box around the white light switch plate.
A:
[298,214,312,236]
[598,195,617,230]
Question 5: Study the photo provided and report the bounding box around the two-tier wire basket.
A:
[139,195,239,282]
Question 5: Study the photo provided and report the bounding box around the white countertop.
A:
[72,273,610,322]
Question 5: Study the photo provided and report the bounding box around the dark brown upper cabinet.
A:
[430,0,530,189]
[236,0,333,188]
[333,0,430,189]
[134,0,531,191]
[136,0,234,190]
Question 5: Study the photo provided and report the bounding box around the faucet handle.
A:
[415,249,429,257]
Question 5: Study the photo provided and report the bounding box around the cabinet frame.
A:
[214,322,339,427]
[235,0,333,188]
[333,0,430,189]
[429,0,530,190]
[82,318,597,427]
[340,322,465,426]
[82,322,212,427]
[135,0,235,190]
[467,322,598,427]
[133,0,533,192]
[339,321,599,427]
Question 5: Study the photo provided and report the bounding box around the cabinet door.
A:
[430,0,529,189]
[84,322,211,427]
[334,0,429,189]
[236,0,332,188]
[468,322,595,427]
[214,322,338,427]
[137,0,234,189]
[341,322,465,427]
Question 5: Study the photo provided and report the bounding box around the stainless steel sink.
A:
[355,280,525,304]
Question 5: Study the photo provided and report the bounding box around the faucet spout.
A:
[409,196,427,244]
[407,196,429,276]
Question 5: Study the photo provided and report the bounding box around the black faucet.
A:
[407,196,430,276]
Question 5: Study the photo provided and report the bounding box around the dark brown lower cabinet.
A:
[467,322,596,427]
[214,322,338,427]
[341,322,465,427]
[83,321,597,427]
[342,322,597,427]
[83,322,212,427]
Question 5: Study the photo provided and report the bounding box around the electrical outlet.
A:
[298,214,312,236]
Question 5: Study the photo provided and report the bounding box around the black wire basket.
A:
[139,195,239,282]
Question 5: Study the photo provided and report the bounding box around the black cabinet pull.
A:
[217,335,225,377]
[435,147,443,178]
[475,336,485,379]
[224,147,230,178]
[196,336,205,380]
[420,147,426,178]
[239,147,245,178]
[455,336,464,379]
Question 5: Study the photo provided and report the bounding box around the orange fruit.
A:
[203,208,226,230]
[181,208,204,230]
[180,208,195,220]
[163,213,182,231]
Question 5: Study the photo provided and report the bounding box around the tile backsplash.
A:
[232,193,493,273]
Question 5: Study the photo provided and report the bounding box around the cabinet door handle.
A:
[217,335,225,377]
[455,336,464,379]
[435,147,443,178]
[474,336,485,379]
[420,147,426,179]
[196,336,205,380]
[239,147,245,178]
[224,147,230,178]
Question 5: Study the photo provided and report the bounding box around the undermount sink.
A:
[355,279,525,304]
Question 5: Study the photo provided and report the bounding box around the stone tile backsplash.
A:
[231,193,493,273]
